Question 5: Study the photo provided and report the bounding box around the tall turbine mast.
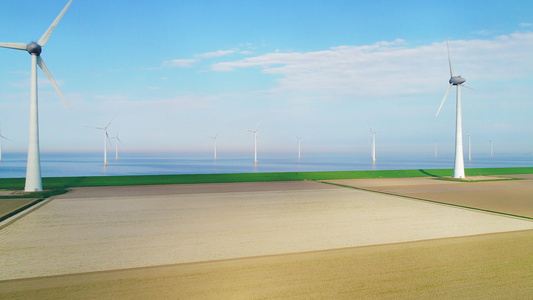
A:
[87,116,115,166]
[0,0,74,191]
[247,124,259,164]
[436,40,472,179]
[296,136,303,159]
[369,127,377,163]
[207,131,220,160]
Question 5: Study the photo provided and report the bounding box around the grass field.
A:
[1,167,532,190]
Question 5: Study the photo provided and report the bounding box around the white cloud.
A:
[211,33,533,98]
[164,59,197,67]
[520,23,532,27]
[196,50,235,58]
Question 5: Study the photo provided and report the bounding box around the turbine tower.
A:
[296,136,303,159]
[369,127,377,163]
[468,133,471,161]
[436,40,472,179]
[490,140,493,158]
[111,131,122,161]
[434,139,437,158]
[207,131,220,160]
[88,116,115,166]
[0,125,11,162]
[0,0,73,191]
[247,124,259,164]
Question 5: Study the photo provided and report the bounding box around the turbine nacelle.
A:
[449,76,466,85]
[26,42,42,56]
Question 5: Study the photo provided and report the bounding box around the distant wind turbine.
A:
[434,139,438,158]
[435,40,473,179]
[0,0,73,191]
[87,116,115,166]
[111,130,122,161]
[369,127,377,163]
[490,140,493,158]
[207,131,220,160]
[0,125,12,162]
[247,124,260,164]
[468,133,471,162]
[296,135,303,159]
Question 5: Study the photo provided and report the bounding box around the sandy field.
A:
[325,176,533,218]
[1,177,532,298]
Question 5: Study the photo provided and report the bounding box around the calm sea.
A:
[0,152,532,178]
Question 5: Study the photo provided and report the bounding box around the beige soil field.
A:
[1,178,532,299]
[325,175,533,218]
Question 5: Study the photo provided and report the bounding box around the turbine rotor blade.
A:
[36,56,71,109]
[446,40,455,78]
[0,42,28,50]
[436,83,453,117]
[105,115,117,129]
[462,84,474,90]
[38,0,74,46]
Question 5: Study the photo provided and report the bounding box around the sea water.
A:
[0,152,532,178]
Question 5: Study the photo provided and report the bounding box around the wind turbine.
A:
[468,133,471,162]
[490,140,493,158]
[247,124,259,164]
[0,0,73,191]
[296,135,303,159]
[207,131,220,160]
[369,127,377,163]
[434,139,438,158]
[88,116,115,166]
[435,40,472,179]
[111,130,122,161]
[0,125,12,162]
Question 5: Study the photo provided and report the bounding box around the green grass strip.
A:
[0,167,532,190]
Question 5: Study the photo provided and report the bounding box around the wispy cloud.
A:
[211,33,533,98]
[196,50,235,58]
[520,22,532,27]
[163,59,197,67]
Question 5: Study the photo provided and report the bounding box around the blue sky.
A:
[0,0,532,156]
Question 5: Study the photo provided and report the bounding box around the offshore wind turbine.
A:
[296,135,303,159]
[490,140,493,158]
[468,133,471,161]
[436,40,472,179]
[247,124,259,164]
[88,116,115,166]
[111,131,122,161]
[0,125,12,162]
[0,0,73,191]
[369,127,377,163]
[207,131,220,160]
[434,139,438,158]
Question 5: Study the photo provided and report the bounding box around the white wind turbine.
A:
[434,139,438,158]
[436,40,472,179]
[369,127,377,163]
[468,133,471,162]
[0,125,12,162]
[111,130,122,161]
[0,0,73,191]
[88,116,115,166]
[207,131,220,160]
[296,135,303,159]
[247,124,260,164]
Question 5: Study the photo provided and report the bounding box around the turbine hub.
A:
[449,76,466,85]
[26,42,42,56]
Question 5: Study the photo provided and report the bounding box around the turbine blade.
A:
[105,115,117,129]
[0,42,27,50]
[36,56,71,109]
[462,84,474,90]
[446,40,455,78]
[436,83,453,117]
[38,0,74,46]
